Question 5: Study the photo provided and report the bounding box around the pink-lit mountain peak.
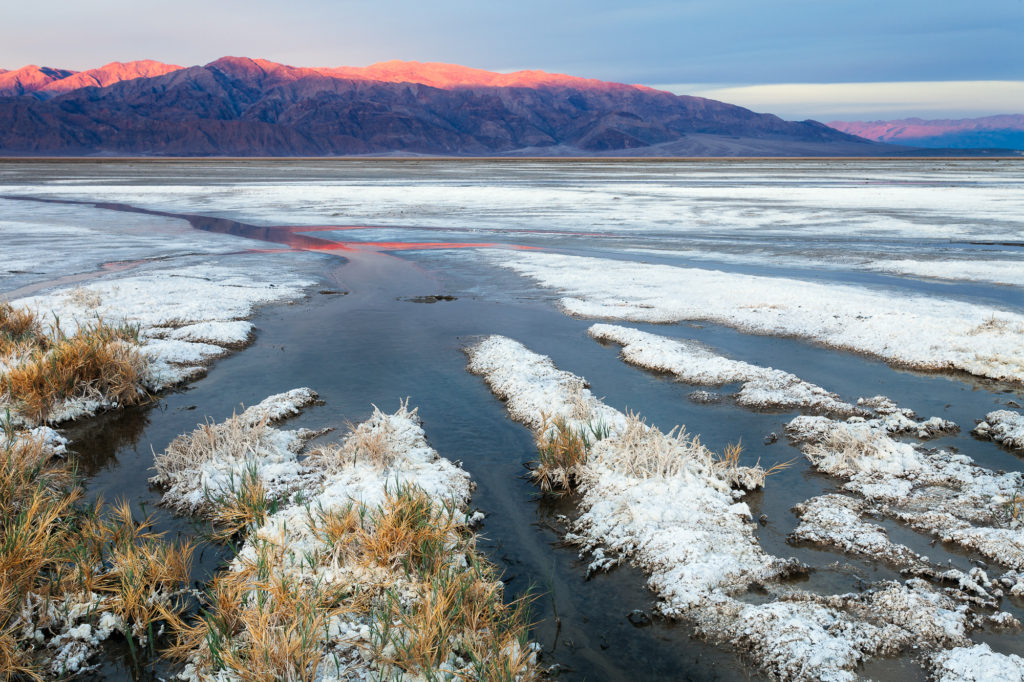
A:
[39,60,184,94]
[200,56,659,93]
[329,60,661,92]
[0,65,78,96]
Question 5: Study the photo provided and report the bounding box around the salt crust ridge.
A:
[975,410,1024,453]
[466,334,995,681]
[489,250,1024,383]
[790,494,1008,608]
[18,593,128,676]
[465,335,793,612]
[589,323,859,415]
[9,263,314,424]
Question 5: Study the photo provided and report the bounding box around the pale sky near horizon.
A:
[2,0,1021,120]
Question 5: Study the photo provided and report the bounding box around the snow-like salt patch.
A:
[465,334,626,435]
[975,410,1024,452]
[788,414,1024,570]
[0,425,69,456]
[151,388,322,514]
[488,250,1024,383]
[589,323,858,415]
[930,643,1024,682]
[168,397,488,681]
[467,335,1012,680]
[791,494,926,569]
[697,579,981,682]
[237,402,474,578]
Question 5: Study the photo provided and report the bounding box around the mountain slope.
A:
[828,115,1024,150]
[0,57,886,156]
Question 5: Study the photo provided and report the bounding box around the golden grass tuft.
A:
[531,412,610,493]
[207,464,278,542]
[163,542,349,682]
[0,302,45,348]
[371,552,536,681]
[358,485,461,576]
[1,303,149,425]
[0,429,194,676]
[169,480,537,681]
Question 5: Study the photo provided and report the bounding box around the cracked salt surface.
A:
[466,335,1008,680]
[488,250,1024,383]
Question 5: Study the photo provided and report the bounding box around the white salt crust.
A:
[930,643,1024,682]
[488,250,1024,383]
[466,335,1001,681]
[3,263,314,424]
[787,414,1024,571]
[151,388,323,514]
[975,410,1024,452]
[589,323,859,415]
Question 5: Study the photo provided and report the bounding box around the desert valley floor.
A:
[2,159,1024,681]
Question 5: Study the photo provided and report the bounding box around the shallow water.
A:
[3,160,1024,680]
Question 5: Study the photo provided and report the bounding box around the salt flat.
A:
[2,159,1023,681]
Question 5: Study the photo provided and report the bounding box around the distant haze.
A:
[660,82,1024,121]
[1,0,1021,120]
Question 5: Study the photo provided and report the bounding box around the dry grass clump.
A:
[164,541,348,682]
[0,428,194,677]
[208,463,280,542]
[169,483,536,681]
[65,287,102,310]
[358,486,461,576]
[153,413,272,484]
[803,425,889,474]
[531,413,610,493]
[534,411,790,495]
[365,487,536,681]
[0,302,45,354]
[371,558,535,681]
[1,301,149,425]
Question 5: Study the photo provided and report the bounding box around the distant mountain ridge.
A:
[0,56,921,156]
[828,115,1024,150]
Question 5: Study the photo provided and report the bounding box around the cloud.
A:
[653,81,1024,121]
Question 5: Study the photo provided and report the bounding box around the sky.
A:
[2,0,1022,120]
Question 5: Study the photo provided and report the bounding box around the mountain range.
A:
[0,57,1010,156]
[828,115,1024,150]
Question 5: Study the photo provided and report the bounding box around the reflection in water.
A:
[60,404,152,478]
[1,195,539,255]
